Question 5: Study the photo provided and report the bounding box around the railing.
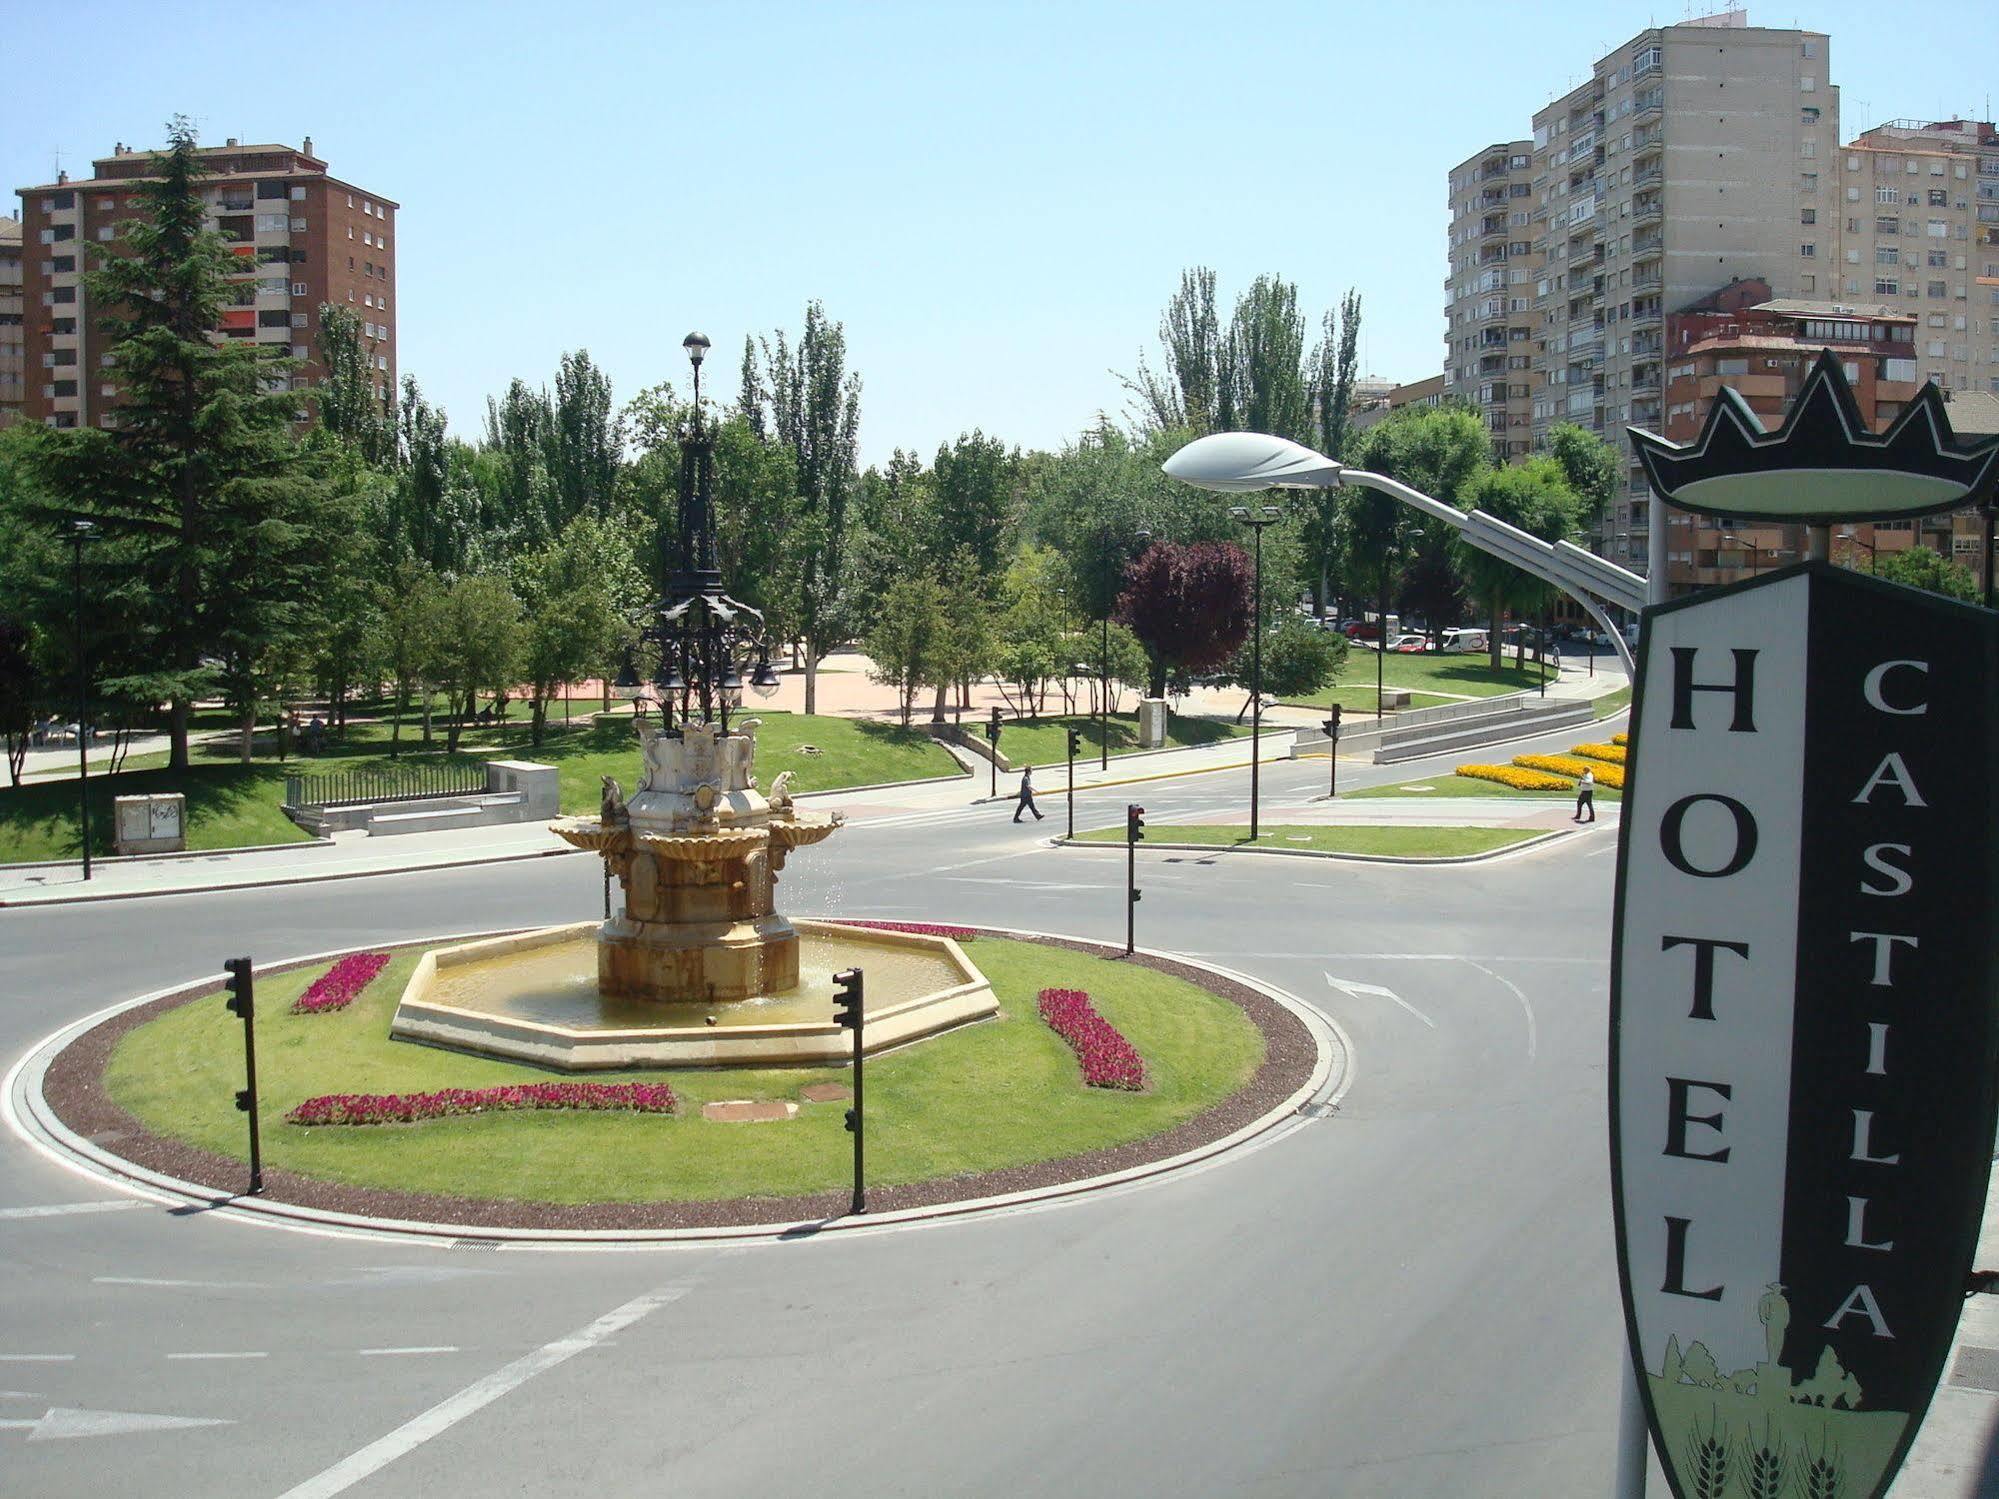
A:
[284,761,488,812]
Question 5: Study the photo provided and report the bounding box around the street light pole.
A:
[1230,505,1281,843]
[70,520,97,880]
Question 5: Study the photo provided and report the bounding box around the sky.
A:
[8,0,1995,465]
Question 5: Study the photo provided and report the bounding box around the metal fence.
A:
[283,761,487,812]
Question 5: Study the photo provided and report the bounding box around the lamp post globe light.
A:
[647,332,781,732]
[1229,504,1283,842]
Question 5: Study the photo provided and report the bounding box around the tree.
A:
[932,549,997,720]
[1871,543,1979,601]
[1346,405,1492,648]
[992,546,1070,716]
[1077,619,1149,716]
[1122,267,1226,433]
[547,350,621,524]
[427,574,522,753]
[515,517,630,744]
[863,572,945,726]
[1117,541,1255,697]
[1456,458,1579,671]
[11,118,338,772]
[741,301,862,715]
[1223,615,1346,715]
[1545,423,1619,528]
[1303,289,1362,614]
[0,616,37,788]
[368,555,444,755]
[314,304,394,464]
[1223,274,1310,443]
[483,377,554,547]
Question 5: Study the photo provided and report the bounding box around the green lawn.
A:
[5,712,961,863]
[1283,652,1556,711]
[1072,822,1539,858]
[1593,685,1633,719]
[102,935,1264,1205]
[1348,773,1624,804]
[0,764,311,862]
[989,711,1249,771]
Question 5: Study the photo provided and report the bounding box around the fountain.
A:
[389,332,995,1069]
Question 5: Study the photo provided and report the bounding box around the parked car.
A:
[1440,627,1490,654]
[1385,633,1431,653]
[1342,620,1382,641]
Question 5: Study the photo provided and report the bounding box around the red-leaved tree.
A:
[1116,541,1254,697]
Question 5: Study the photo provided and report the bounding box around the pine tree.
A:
[15,118,336,771]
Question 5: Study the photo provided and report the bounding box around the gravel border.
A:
[41,929,1314,1232]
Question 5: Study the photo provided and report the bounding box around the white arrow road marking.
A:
[275,1284,690,1499]
[94,1277,265,1290]
[0,1407,233,1441]
[165,1352,266,1361]
[1465,960,1540,1062]
[1325,973,1436,1029]
[0,1201,145,1221]
[0,1356,73,1363]
[357,1347,459,1357]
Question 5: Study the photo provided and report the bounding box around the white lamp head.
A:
[1162,432,1344,492]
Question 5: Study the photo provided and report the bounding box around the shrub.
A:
[844,920,979,941]
[291,953,392,1015]
[1611,731,1628,746]
[288,1080,677,1126]
[1038,987,1146,1091]
[1513,753,1626,789]
[1455,763,1575,791]
[1569,741,1627,765]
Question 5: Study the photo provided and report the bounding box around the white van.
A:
[1440,627,1489,654]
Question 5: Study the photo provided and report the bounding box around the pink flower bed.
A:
[291,952,392,1015]
[287,1081,677,1127]
[845,920,979,941]
[1038,987,1146,1091]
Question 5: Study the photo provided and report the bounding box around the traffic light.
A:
[833,967,863,1031]
[223,957,253,1019]
[1323,702,1343,739]
[986,704,1003,742]
[1127,804,1146,843]
[1066,727,1083,758]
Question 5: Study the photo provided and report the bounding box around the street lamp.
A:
[69,520,97,880]
[643,332,780,733]
[1836,525,1877,574]
[1229,505,1282,842]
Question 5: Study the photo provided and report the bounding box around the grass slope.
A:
[1283,651,1555,712]
[0,764,311,862]
[1072,823,1537,857]
[987,711,1248,771]
[1348,773,1624,804]
[103,936,1263,1205]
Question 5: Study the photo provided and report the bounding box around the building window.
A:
[1800,173,1818,194]
[1801,243,1816,258]
[1877,247,1900,265]
[290,312,308,328]
[292,281,308,296]
[1929,281,1947,298]
[1801,274,1816,292]
[290,185,306,200]
[1802,140,1816,159]
[1801,107,1820,125]
[289,218,306,233]
[96,224,115,241]
[1801,207,1817,224]
[1877,186,1899,204]
[1876,277,1900,295]
[1800,76,1816,92]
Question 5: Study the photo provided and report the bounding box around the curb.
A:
[0,835,336,875]
[1052,826,1579,865]
[3,927,1346,1249]
[969,752,1282,804]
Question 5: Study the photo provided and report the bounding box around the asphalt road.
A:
[1,725,1645,1497]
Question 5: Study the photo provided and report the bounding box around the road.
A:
[2,722,1664,1496]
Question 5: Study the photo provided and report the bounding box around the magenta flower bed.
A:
[291,952,392,1015]
[1038,987,1146,1091]
[846,920,979,941]
[287,1081,678,1127]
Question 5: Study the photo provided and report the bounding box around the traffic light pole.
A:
[835,968,865,1214]
[1322,705,1342,799]
[1125,804,1144,956]
[1065,728,1080,839]
[986,707,1002,801]
[223,957,263,1196]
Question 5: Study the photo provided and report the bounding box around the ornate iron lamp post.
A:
[648,332,781,730]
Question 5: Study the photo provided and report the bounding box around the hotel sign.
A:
[1611,564,1998,1499]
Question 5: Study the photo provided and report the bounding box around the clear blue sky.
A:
[8,1,1993,465]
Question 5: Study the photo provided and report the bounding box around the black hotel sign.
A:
[1611,564,1998,1499]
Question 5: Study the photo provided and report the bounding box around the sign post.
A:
[1611,353,1999,1499]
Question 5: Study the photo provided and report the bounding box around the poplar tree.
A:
[14,117,336,771]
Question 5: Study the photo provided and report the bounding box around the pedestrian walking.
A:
[1013,764,1044,823]
[1574,766,1596,823]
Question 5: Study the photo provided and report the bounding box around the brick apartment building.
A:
[0,216,22,427]
[15,137,397,430]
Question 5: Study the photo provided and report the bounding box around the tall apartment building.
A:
[15,137,397,430]
[1446,11,1836,569]
[1444,143,1539,458]
[1830,118,1999,395]
[0,217,22,427]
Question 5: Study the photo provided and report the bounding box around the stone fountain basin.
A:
[388,920,998,1070]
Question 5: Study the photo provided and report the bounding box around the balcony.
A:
[1632,197,1663,226]
[1631,269,1663,290]
[1632,233,1664,260]
[1634,166,1664,189]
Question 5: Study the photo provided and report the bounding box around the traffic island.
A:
[33,929,1319,1233]
[1062,823,1558,861]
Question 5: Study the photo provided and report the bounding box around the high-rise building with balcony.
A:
[1444,143,1540,460]
[1830,118,1999,397]
[15,137,397,431]
[0,216,23,428]
[1449,10,1835,570]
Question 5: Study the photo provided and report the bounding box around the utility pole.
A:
[833,968,864,1214]
[1321,705,1342,799]
[1230,506,1282,841]
[1124,803,1145,956]
[985,705,1001,799]
[1065,727,1081,839]
[222,958,263,1196]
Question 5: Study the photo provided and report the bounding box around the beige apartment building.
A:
[0,216,22,427]
[1444,143,1539,459]
[1449,11,1837,569]
[1829,119,1999,395]
[15,137,396,430]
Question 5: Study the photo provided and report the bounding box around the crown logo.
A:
[1628,349,1999,524]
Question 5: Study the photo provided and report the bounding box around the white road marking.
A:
[357,1346,459,1357]
[0,1201,145,1221]
[0,1406,232,1441]
[274,1284,689,1499]
[941,877,1103,892]
[165,1351,267,1361]
[1465,960,1540,1062]
[1325,973,1436,1029]
[94,1276,264,1290]
[0,1355,73,1363]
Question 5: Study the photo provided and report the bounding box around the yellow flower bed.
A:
[1611,732,1628,746]
[1514,753,1627,789]
[1456,763,1576,792]
[1570,741,1628,765]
